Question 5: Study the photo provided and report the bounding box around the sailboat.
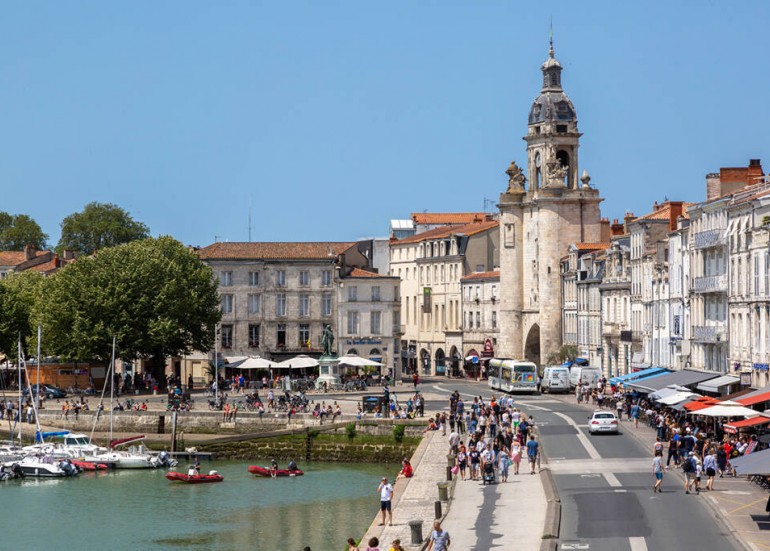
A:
[88,338,175,469]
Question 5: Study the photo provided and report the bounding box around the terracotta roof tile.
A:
[0,251,27,266]
[461,270,500,282]
[394,220,499,245]
[635,202,694,221]
[346,268,394,279]
[411,212,488,225]
[573,242,611,251]
[197,242,356,261]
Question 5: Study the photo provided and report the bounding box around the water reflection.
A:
[4,461,398,551]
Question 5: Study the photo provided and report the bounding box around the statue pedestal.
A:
[315,356,341,390]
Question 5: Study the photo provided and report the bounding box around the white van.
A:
[541,366,570,393]
[569,366,602,389]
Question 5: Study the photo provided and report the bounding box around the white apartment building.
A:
[389,218,499,376]
[600,235,632,379]
[576,249,605,368]
[460,271,500,378]
[337,268,401,379]
[666,221,691,370]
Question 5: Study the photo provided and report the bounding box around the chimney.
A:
[600,218,610,242]
[53,253,60,268]
[24,244,36,261]
[62,250,76,260]
[748,158,764,184]
[668,201,684,232]
[624,212,635,234]
[706,173,721,201]
[610,218,625,237]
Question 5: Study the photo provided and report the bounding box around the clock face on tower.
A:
[535,152,541,168]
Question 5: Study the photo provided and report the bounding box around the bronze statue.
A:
[321,324,335,357]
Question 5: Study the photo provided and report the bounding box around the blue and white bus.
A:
[487,358,538,394]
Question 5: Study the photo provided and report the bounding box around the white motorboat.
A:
[90,436,173,469]
[22,431,107,461]
[3,455,80,478]
[0,441,25,463]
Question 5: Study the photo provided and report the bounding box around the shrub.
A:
[393,424,405,443]
[345,422,357,440]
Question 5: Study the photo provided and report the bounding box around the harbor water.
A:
[3,460,396,550]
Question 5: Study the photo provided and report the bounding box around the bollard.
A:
[408,520,423,544]
[435,500,442,519]
[437,481,449,501]
[446,466,453,481]
[446,453,456,467]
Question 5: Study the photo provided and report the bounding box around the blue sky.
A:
[1,2,768,247]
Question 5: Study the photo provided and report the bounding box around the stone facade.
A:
[599,235,632,378]
[460,271,500,376]
[498,43,603,365]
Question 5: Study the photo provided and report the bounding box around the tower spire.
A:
[549,17,554,58]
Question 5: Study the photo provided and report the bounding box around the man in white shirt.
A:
[427,520,451,551]
[378,476,394,526]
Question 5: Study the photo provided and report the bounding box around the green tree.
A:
[545,345,579,366]
[0,211,48,250]
[57,202,150,255]
[43,236,221,380]
[0,271,45,361]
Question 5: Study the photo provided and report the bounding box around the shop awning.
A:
[730,448,770,475]
[682,397,720,411]
[625,369,721,393]
[609,367,669,387]
[649,385,692,400]
[724,415,770,434]
[738,391,770,407]
[656,391,701,406]
[696,375,740,393]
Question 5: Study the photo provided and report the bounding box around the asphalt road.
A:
[420,379,740,551]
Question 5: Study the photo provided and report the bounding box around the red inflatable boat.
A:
[247,465,304,477]
[165,471,224,483]
[72,460,109,471]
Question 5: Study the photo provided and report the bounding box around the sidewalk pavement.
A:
[548,393,770,551]
[359,406,548,550]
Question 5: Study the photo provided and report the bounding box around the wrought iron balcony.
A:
[692,274,728,293]
[693,228,726,249]
[692,324,727,344]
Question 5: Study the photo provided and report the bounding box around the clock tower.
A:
[497,40,603,365]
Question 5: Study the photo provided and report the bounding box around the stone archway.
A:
[525,324,541,366]
[435,348,446,375]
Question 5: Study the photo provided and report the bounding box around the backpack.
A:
[682,458,695,473]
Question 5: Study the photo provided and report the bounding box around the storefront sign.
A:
[482,338,494,358]
[741,372,753,385]
[753,363,769,372]
[345,338,383,346]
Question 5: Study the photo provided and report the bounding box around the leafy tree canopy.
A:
[0,271,45,361]
[57,201,150,255]
[0,211,48,250]
[43,236,221,365]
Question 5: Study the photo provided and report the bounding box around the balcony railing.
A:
[693,228,726,249]
[692,274,728,293]
[693,324,727,344]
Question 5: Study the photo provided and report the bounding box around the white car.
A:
[588,411,619,434]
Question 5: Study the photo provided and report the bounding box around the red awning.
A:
[738,391,770,407]
[724,415,770,434]
[683,397,719,412]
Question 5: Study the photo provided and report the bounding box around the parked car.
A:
[588,410,619,435]
[22,384,67,400]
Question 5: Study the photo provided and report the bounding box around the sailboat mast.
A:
[36,325,41,411]
[109,336,116,444]
[17,336,23,446]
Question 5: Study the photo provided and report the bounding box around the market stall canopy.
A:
[729,447,770,475]
[724,415,770,434]
[275,355,319,369]
[224,356,248,366]
[649,385,693,401]
[337,354,383,367]
[696,375,741,393]
[625,369,721,393]
[692,400,761,418]
[683,396,720,412]
[656,391,701,406]
[610,367,669,387]
[232,356,277,369]
[738,390,770,407]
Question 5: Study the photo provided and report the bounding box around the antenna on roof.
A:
[248,198,252,242]
[483,198,496,213]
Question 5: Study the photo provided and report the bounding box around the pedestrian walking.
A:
[683,451,697,494]
[630,402,640,428]
[377,476,394,526]
[704,448,717,491]
[426,520,451,551]
[526,434,539,474]
[652,450,664,493]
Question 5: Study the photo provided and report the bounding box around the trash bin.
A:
[408,520,423,544]
[437,482,449,502]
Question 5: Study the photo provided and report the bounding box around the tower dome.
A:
[527,41,577,126]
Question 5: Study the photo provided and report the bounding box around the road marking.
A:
[722,490,751,496]
[614,489,627,493]
[727,497,767,514]
[628,537,647,551]
[580,474,602,479]
[561,544,590,550]
[604,472,621,487]
[553,412,601,459]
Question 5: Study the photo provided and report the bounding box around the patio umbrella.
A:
[275,355,319,369]
[337,354,383,367]
[693,400,760,418]
[235,356,277,369]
